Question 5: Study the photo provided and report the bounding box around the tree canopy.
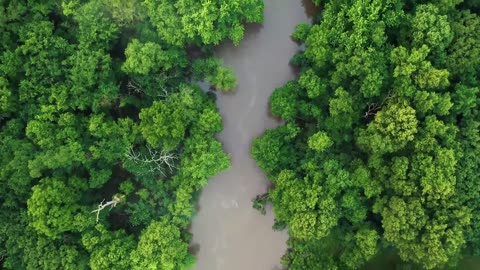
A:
[252,1,480,269]
[0,0,262,268]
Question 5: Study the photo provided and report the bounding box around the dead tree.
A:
[127,75,173,99]
[92,195,124,223]
[363,91,396,119]
[363,102,382,118]
[125,146,177,176]
[127,80,143,94]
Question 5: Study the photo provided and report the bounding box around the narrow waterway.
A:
[190,1,311,269]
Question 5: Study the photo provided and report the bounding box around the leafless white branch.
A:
[91,195,124,223]
[363,102,382,118]
[127,74,175,99]
[127,80,143,94]
[125,146,178,176]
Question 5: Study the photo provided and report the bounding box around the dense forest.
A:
[0,0,264,269]
[252,0,480,269]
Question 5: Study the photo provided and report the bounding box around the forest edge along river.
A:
[189,1,314,270]
[188,1,480,270]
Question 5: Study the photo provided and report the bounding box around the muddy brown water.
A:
[189,1,312,270]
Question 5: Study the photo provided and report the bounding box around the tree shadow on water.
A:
[189,243,200,256]
[302,0,320,18]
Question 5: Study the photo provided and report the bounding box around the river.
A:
[189,1,311,270]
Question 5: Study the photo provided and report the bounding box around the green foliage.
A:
[179,134,230,187]
[299,69,327,99]
[357,102,418,154]
[411,4,453,55]
[292,23,311,42]
[27,177,91,239]
[122,39,187,75]
[139,91,195,150]
[447,10,480,84]
[308,131,333,152]
[1,0,259,268]
[269,170,339,240]
[207,65,237,92]
[144,0,264,46]
[119,180,135,195]
[103,0,146,27]
[2,220,89,270]
[269,81,302,122]
[192,57,238,91]
[82,225,135,270]
[382,197,470,269]
[251,124,299,177]
[252,1,480,269]
[252,193,269,215]
[130,218,194,270]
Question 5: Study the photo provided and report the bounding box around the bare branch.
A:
[91,195,124,223]
[363,103,382,118]
[380,91,396,106]
[127,80,143,94]
[0,249,6,262]
[363,91,397,119]
[127,75,174,99]
[125,146,178,176]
